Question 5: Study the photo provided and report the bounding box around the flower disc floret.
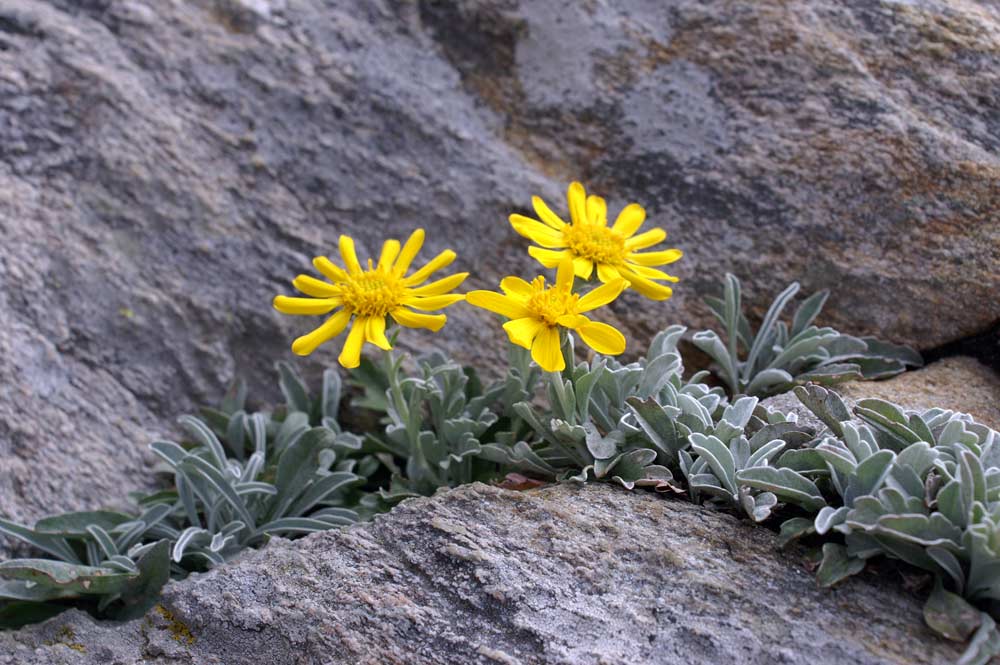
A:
[467,257,627,373]
[273,229,467,368]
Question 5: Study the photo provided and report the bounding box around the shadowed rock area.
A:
[0,482,968,664]
[0,0,997,578]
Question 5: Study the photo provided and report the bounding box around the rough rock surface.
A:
[763,355,1000,432]
[0,482,968,664]
[1,0,998,546]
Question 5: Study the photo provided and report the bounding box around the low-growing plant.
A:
[693,274,922,398]
[0,363,370,627]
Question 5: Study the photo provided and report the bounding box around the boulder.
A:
[1,0,998,546]
[0,482,967,664]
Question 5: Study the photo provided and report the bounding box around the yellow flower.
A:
[273,229,467,368]
[509,181,682,300]
[467,258,627,373]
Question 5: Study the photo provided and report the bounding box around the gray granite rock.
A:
[0,482,967,664]
[1,0,997,553]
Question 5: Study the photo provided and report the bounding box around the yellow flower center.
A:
[526,277,579,326]
[340,263,404,317]
[563,223,626,265]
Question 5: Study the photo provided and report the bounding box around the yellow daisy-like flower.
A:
[467,258,627,373]
[273,229,467,368]
[510,181,682,300]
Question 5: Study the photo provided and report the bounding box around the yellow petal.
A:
[339,235,363,274]
[567,181,587,227]
[337,318,367,368]
[624,228,666,251]
[596,263,621,283]
[627,263,681,282]
[500,276,533,297]
[586,195,607,226]
[466,290,532,319]
[313,256,349,282]
[577,321,626,355]
[390,307,447,332]
[509,215,566,248]
[556,256,575,290]
[611,203,646,237]
[293,275,340,298]
[573,257,594,279]
[556,313,589,329]
[620,268,674,300]
[407,272,468,296]
[405,293,465,310]
[502,317,545,349]
[531,325,564,372]
[627,248,683,266]
[531,195,567,229]
[528,246,568,269]
[577,279,626,312]
[378,239,401,268]
[365,316,392,350]
[394,228,425,276]
[404,249,456,285]
[273,296,340,315]
[291,309,352,356]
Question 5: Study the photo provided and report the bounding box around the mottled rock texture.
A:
[0,482,968,664]
[0,0,997,547]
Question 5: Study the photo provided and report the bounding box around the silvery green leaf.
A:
[277,361,311,413]
[793,363,864,386]
[743,281,800,382]
[179,415,228,471]
[736,467,826,511]
[874,535,942,572]
[873,513,962,548]
[676,393,713,431]
[173,527,211,563]
[691,433,737,495]
[574,362,605,422]
[815,506,849,535]
[816,543,865,587]
[741,489,777,522]
[224,411,247,461]
[748,423,812,451]
[714,396,759,442]
[747,439,786,468]
[790,289,829,337]
[777,448,828,475]
[854,399,921,451]
[608,449,659,490]
[844,450,895,506]
[692,330,739,395]
[274,412,309,455]
[0,559,136,596]
[583,423,620,460]
[269,427,338,519]
[793,384,850,437]
[220,377,247,415]
[777,517,814,547]
[731,436,751,470]
[744,368,794,398]
[0,580,78,603]
[625,397,685,466]
[960,448,987,518]
[86,525,119,560]
[34,511,133,539]
[844,532,884,559]
[859,337,923,368]
[321,368,342,421]
[179,456,254,527]
[255,517,345,535]
[815,441,858,476]
[928,546,966,596]
[0,518,80,564]
[957,613,1000,665]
